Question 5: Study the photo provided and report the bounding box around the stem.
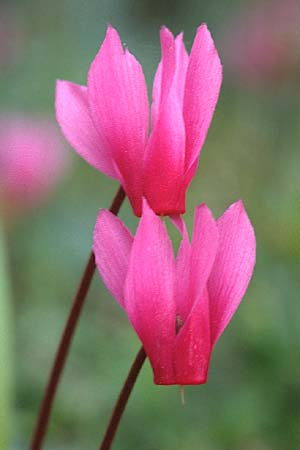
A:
[99,346,146,450]
[30,185,126,450]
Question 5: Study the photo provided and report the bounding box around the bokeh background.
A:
[1,0,299,449]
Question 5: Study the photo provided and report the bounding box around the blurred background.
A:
[0,0,299,449]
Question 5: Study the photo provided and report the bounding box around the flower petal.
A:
[88,26,149,216]
[208,200,256,345]
[124,200,176,384]
[172,205,219,384]
[174,288,211,385]
[183,24,222,171]
[145,46,186,218]
[175,204,218,324]
[144,93,186,215]
[190,204,219,309]
[151,28,188,129]
[93,210,133,307]
[55,80,117,179]
[174,33,189,107]
[175,224,191,322]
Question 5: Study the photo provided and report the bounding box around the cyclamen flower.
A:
[0,117,68,218]
[56,25,222,217]
[93,200,256,385]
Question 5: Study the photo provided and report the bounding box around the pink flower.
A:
[0,117,68,218]
[93,200,256,385]
[56,25,222,216]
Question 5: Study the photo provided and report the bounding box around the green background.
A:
[1,0,299,449]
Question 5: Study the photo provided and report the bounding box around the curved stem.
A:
[30,186,126,450]
[99,346,146,450]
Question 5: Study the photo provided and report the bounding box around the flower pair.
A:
[56,25,256,385]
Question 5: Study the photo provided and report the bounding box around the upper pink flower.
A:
[93,200,256,385]
[0,117,68,218]
[56,25,222,216]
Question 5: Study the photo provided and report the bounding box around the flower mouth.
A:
[157,207,186,217]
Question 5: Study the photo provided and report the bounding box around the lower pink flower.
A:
[0,117,68,218]
[93,200,256,385]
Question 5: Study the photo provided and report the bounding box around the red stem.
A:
[30,186,126,450]
[99,346,146,450]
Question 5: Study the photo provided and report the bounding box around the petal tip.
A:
[101,24,123,52]
[94,208,110,234]
[160,25,174,41]
[195,203,215,221]
[197,22,209,35]
[175,31,184,42]
[223,199,245,216]
[195,202,209,212]
[106,23,117,35]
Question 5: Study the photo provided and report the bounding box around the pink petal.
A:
[151,28,188,129]
[144,93,186,215]
[151,61,163,131]
[55,80,117,179]
[208,200,256,345]
[190,204,219,309]
[88,26,149,216]
[172,205,218,384]
[174,33,189,107]
[174,288,211,385]
[175,224,191,322]
[124,200,176,384]
[183,24,222,171]
[93,210,133,307]
[151,27,176,130]
[175,204,218,323]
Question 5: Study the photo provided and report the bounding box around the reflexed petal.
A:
[124,200,176,384]
[151,61,162,131]
[183,24,222,171]
[175,224,191,321]
[55,80,117,178]
[174,288,211,385]
[175,204,218,323]
[88,26,149,216]
[151,27,176,129]
[93,210,133,307]
[190,204,219,309]
[174,33,189,107]
[208,200,256,345]
[144,92,186,215]
[151,28,188,129]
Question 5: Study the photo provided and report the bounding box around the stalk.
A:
[99,346,146,450]
[30,186,126,450]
